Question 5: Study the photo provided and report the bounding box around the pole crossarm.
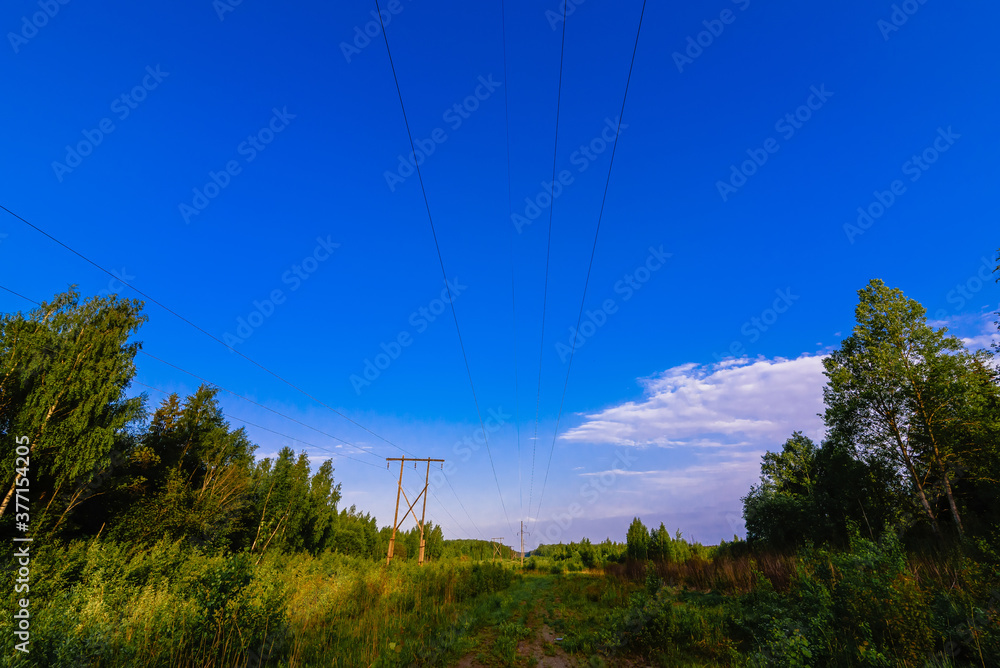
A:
[387,458,445,463]
[385,457,444,566]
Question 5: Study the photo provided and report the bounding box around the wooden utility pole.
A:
[385,457,444,566]
[491,537,504,562]
[519,521,530,568]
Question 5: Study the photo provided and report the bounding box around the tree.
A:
[0,289,146,532]
[648,522,672,562]
[743,432,818,548]
[823,279,996,539]
[111,386,257,549]
[626,517,649,560]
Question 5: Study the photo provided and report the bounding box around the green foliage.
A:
[455,562,516,601]
[626,517,649,560]
[0,289,147,535]
[603,588,740,664]
[823,279,1000,541]
[734,534,936,666]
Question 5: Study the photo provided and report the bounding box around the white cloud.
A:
[561,355,827,448]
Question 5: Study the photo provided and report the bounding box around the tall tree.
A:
[823,279,996,539]
[111,386,256,549]
[626,517,649,560]
[0,289,146,528]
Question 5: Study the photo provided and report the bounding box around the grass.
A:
[2,538,995,666]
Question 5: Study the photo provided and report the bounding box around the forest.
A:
[1,257,999,666]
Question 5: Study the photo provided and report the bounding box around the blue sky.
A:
[1,0,998,548]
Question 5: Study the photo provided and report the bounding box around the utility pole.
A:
[385,457,444,566]
[491,537,504,562]
[519,520,530,568]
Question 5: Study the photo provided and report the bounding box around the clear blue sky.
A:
[2,0,998,548]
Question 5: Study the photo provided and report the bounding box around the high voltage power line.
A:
[532,0,649,534]
[0,203,410,457]
[528,0,569,530]
[373,0,514,537]
[500,0,525,527]
[2,0,652,547]
[1,285,486,541]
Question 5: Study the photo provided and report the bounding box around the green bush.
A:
[455,563,515,601]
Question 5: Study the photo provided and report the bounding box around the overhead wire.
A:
[373,0,513,536]
[0,203,411,456]
[3,284,489,543]
[532,0,649,532]
[527,0,569,526]
[0,285,391,463]
[499,0,525,524]
[134,380,385,470]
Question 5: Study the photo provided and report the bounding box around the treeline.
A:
[0,288,442,562]
[532,537,627,570]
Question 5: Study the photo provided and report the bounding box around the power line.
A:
[428,487,474,541]
[0,284,392,463]
[528,0,569,527]
[533,0,648,532]
[444,474,486,540]
[373,0,513,536]
[134,380,385,470]
[5,284,490,545]
[0,202,410,456]
[500,0,524,522]
[138,350,391,461]
[0,285,36,304]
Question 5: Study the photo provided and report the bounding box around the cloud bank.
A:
[562,354,828,448]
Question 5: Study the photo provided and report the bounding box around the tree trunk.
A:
[941,470,964,537]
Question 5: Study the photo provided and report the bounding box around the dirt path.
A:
[456,578,578,667]
[515,622,577,667]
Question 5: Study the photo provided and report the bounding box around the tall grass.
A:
[604,551,798,594]
[0,539,518,667]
